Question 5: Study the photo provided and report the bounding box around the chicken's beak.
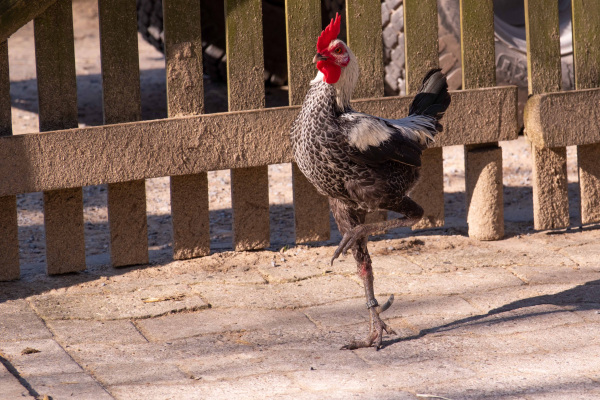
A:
[313,53,328,63]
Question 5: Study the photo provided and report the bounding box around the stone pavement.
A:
[1,227,600,400]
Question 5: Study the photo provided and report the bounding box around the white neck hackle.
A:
[311,41,359,111]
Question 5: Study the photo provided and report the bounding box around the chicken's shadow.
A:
[381,279,600,349]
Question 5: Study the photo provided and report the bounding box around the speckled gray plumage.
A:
[291,80,426,213]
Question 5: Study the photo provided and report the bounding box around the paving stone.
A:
[0,339,83,377]
[304,294,477,332]
[373,267,524,297]
[26,373,114,400]
[428,304,584,337]
[274,390,417,400]
[136,308,316,342]
[526,389,600,400]
[414,368,600,400]
[573,306,600,323]
[0,300,52,341]
[508,263,600,285]
[304,298,370,328]
[457,347,600,379]
[406,236,576,273]
[559,242,600,271]
[0,362,34,399]
[288,368,430,394]
[89,362,188,386]
[47,320,147,346]
[30,285,209,320]
[66,335,249,367]
[179,348,367,382]
[198,275,361,309]
[109,373,300,400]
[258,256,355,283]
[66,342,178,367]
[240,325,364,350]
[519,323,600,352]
[461,283,577,313]
[373,254,423,276]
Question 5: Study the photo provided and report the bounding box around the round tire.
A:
[137,0,574,93]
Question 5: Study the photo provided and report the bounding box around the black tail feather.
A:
[408,68,451,131]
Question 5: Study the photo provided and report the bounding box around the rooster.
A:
[290,14,450,350]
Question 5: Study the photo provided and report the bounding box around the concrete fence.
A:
[0,0,597,281]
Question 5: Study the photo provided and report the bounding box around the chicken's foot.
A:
[341,296,396,350]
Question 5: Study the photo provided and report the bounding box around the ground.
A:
[1,1,600,399]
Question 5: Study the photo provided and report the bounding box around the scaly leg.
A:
[329,198,403,350]
[341,243,396,350]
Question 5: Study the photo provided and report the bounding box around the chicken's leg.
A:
[329,198,399,349]
[341,241,396,350]
[331,196,424,265]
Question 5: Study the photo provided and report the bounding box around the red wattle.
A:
[317,61,341,84]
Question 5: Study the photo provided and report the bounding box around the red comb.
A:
[317,13,341,53]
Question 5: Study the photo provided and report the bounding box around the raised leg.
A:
[331,196,424,265]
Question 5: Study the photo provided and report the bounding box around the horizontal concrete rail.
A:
[0,0,59,42]
[0,86,517,197]
[525,87,600,148]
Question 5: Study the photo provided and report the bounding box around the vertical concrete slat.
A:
[403,0,444,230]
[163,0,210,259]
[460,0,504,240]
[345,0,385,100]
[98,0,149,266]
[226,0,270,251]
[34,0,86,275]
[524,0,569,230]
[346,0,387,224]
[0,40,20,281]
[285,0,330,244]
[571,0,600,225]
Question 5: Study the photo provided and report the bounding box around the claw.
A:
[330,228,364,265]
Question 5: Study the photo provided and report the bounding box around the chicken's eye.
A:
[334,47,343,54]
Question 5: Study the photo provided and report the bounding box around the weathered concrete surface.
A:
[531,146,570,231]
[0,86,517,198]
[465,145,504,240]
[524,0,571,234]
[2,228,599,399]
[410,147,444,229]
[99,0,148,269]
[460,0,504,241]
[524,88,600,148]
[0,0,58,43]
[163,0,211,261]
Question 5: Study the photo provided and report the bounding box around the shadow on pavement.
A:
[383,279,600,349]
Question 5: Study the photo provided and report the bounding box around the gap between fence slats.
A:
[163,0,210,259]
[99,0,149,266]
[34,0,86,275]
[524,0,569,230]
